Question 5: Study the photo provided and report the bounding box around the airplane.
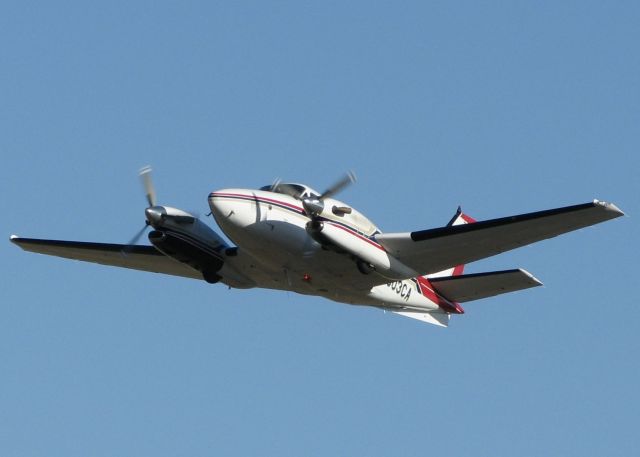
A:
[11,167,625,327]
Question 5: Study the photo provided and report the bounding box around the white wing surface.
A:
[10,236,202,280]
[375,200,624,276]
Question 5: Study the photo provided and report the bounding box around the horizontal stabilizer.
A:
[429,268,542,303]
[10,236,202,280]
[392,310,450,327]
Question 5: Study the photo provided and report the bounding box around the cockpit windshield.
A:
[259,183,320,199]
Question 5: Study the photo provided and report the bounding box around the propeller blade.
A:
[300,171,358,219]
[139,165,157,207]
[121,223,149,254]
[269,177,282,192]
[320,171,356,200]
[128,224,149,245]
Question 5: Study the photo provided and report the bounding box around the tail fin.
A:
[427,206,476,278]
[446,205,477,227]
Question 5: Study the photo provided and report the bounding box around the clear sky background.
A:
[1,1,638,456]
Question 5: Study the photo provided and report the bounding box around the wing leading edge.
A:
[375,200,624,276]
[10,236,202,280]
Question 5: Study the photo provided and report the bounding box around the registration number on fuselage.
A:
[387,280,412,301]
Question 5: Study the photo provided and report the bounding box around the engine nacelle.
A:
[306,221,417,280]
[356,259,375,275]
[149,230,224,283]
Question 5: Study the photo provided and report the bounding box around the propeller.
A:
[269,177,282,192]
[121,166,160,254]
[302,171,356,218]
[319,171,356,200]
[122,166,199,255]
[139,165,157,207]
[125,223,149,247]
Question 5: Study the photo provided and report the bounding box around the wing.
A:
[375,200,624,276]
[10,236,202,280]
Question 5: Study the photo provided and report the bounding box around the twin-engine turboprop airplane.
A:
[11,167,624,327]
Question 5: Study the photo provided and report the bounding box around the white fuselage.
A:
[207,187,460,315]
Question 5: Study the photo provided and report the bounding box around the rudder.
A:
[427,206,476,278]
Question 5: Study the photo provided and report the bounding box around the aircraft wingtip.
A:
[519,268,544,287]
[593,199,625,217]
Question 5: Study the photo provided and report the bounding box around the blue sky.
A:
[2,1,638,455]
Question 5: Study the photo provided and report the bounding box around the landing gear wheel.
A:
[202,269,221,284]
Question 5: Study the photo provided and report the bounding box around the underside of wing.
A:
[375,200,624,276]
[11,236,202,280]
[429,269,542,302]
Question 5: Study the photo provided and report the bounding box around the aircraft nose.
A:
[208,191,232,219]
[209,189,254,229]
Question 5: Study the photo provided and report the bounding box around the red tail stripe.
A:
[452,264,465,276]
[416,276,465,314]
[460,213,476,223]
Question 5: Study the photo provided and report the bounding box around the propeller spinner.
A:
[123,166,196,253]
[301,171,356,218]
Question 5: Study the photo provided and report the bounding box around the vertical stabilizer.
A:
[427,207,476,278]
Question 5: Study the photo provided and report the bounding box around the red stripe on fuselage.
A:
[210,193,381,248]
[209,192,305,213]
[324,221,385,251]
